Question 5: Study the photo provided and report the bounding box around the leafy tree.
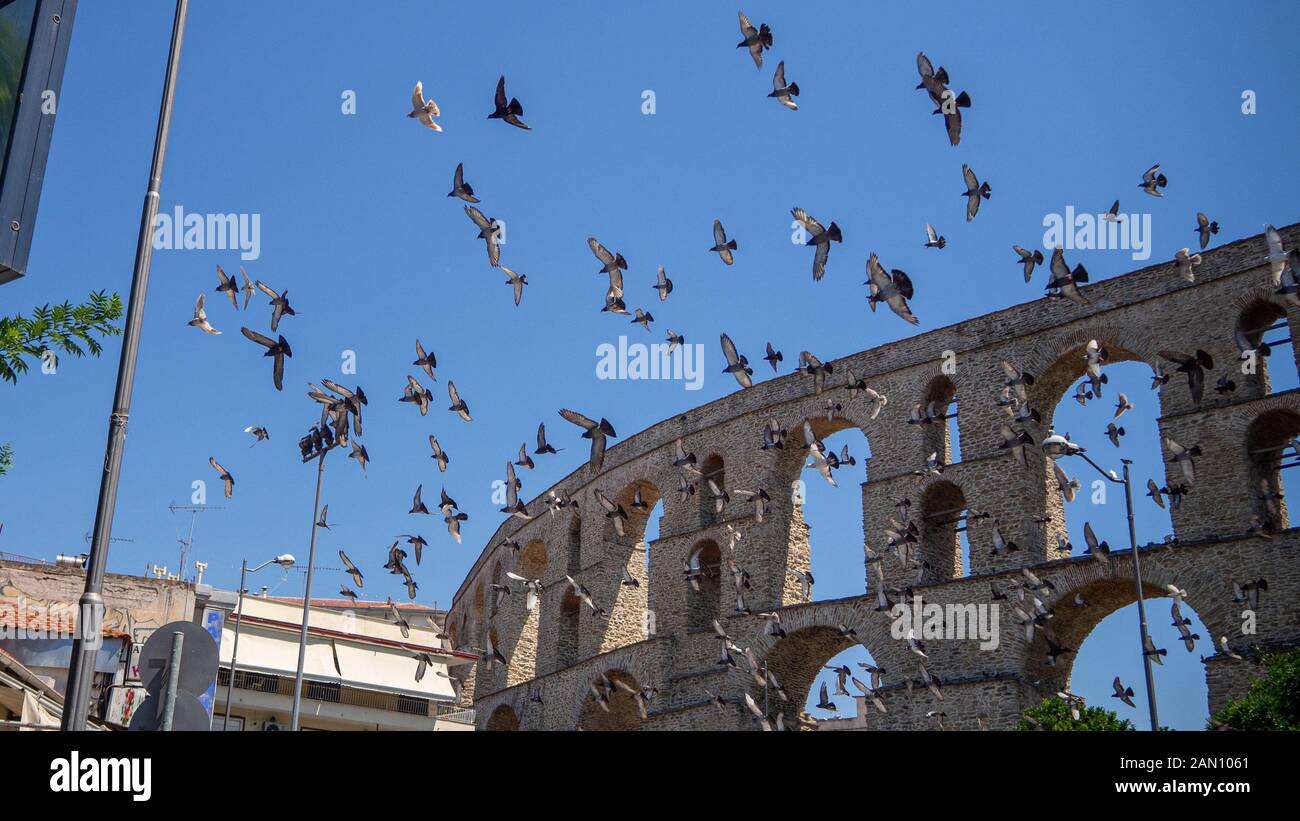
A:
[1017,696,1136,731]
[1210,649,1300,731]
[0,291,123,383]
[0,441,10,476]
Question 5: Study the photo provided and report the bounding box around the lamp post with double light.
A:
[221,553,295,730]
[1041,431,1159,731]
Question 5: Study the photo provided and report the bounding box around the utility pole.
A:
[62,0,189,731]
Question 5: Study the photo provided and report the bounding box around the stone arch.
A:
[576,669,644,730]
[1232,285,1300,398]
[738,601,894,729]
[1010,556,1226,725]
[1246,408,1300,529]
[485,704,520,731]
[1029,330,1158,429]
[1029,333,1170,563]
[763,410,876,606]
[922,374,960,464]
[686,539,722,631]
[917,480,967,582]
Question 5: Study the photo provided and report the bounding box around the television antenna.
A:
[168,502,226,582]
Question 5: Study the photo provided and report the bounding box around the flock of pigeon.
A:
[177,10,1299,725]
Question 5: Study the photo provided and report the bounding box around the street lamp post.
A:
[61,0,190,731]
[290,446,329,730]
[1043,433,1160,731]
[221,554,295,731]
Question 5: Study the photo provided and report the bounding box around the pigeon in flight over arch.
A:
[214,265,239,310]
[960,164,991,221]
[1194,212,1219,249]
[240,327,291,391]
[768,61,799,110]
[407,81,442,132]
[653,266,673,301]
[737,12,773,69]
[464,205,503,267]
[447,381,472,421]
[720,333,754,388]
[1045,247,1089,307]
[253,280,295,332]
[559,408,617,472]
[1013,245,1045,282]
[208,457,234,499]
[188,294,220,335]
[710,219,737,265]
[792,207,842,281]
[865,253,918,325]
[488,75,529,129]
[1139,163,1167,197]
[447,162,478,203]
[1158,349,1214,405]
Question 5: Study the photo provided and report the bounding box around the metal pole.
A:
[1123,461,1161,731]
[222,560,248,730]
[290,450,328,730]
[62,0,190,731]
[159,630,184,732]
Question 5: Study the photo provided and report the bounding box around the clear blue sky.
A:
[3,1,1298,730]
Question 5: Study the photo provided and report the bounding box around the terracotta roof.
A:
[0,605,131,641]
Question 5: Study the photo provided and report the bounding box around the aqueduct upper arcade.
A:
[449,225,1300,730]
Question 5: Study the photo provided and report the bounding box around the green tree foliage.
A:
[0,291,123,383]
[1016,696,1136,731]
[0,441,11,476]
[1210,649,1300,731]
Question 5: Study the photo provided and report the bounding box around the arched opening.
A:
[507,540,548,686]
[557,590,580,670]
[807,643,882,729]
[796,424,874,600]
[1246,409,1300,531]
[1048,360,1176,554]
[754,624,879,729]
[1238,299,1300,398]
[485,704,520,731]
[1034,577,1211,730]
[686,539,722,631]
[577,669,643,730]
[922,375,960,464]
[700,454,725,526]
[917,481,967,582]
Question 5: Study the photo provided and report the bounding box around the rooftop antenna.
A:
[168,501,225,582]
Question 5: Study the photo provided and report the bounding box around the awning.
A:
[220,627,457,702]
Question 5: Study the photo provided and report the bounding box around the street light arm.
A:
[1074,451,1124,485]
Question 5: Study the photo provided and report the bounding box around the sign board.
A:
[0,0,78,285]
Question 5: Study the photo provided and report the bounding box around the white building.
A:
[209,594,477,731]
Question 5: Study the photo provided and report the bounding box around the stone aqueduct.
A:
[448,224,1300,730]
